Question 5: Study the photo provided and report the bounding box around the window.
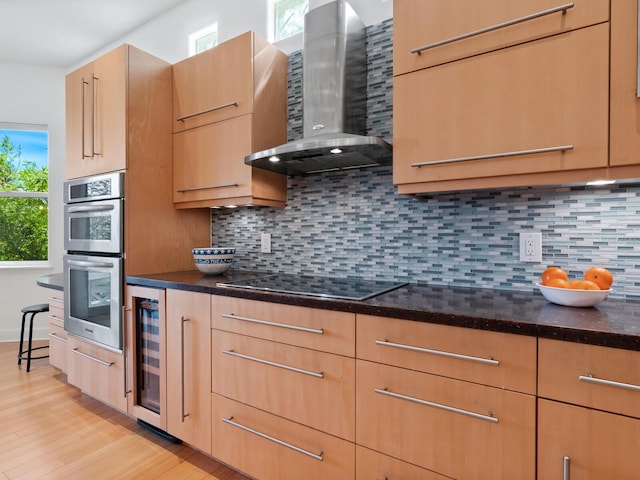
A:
[271,0,308,42]
[0,123,48,264]
[189,23,218,56]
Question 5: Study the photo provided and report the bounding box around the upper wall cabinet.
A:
[65,45,127,179]
[392,0,640,195]
[172,32,288,208]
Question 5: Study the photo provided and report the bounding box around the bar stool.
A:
[17,303,50,372]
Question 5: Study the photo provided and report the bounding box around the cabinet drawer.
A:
[47,293,64,323]
[356,445,449,480]
[67,336,127,412]
[212,330,355,440]
[356,360,535,479]
[538,399,640,479]
[393,24,609,187]
[357,315,536,394]
[539,338,640,418]
[212,295,355,356]
[48,321,67,373]
[173,32,253,132]
[211,394,355,480]
[394,0,609,75]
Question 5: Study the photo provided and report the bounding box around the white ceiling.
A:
[0,0,188,68]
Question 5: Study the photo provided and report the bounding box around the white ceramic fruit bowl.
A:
[192,248,235,275]
[536,282,611,307]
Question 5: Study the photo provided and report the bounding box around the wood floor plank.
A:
[0,341,250,480]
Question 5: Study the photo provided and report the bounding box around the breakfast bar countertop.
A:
[125,270,640,352]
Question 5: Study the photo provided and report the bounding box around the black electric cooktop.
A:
[219,273,407,301]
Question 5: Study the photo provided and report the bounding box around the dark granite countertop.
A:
[126,269,640,351]
[37,273,64,291]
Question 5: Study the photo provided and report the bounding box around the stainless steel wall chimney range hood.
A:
[244,0,392,175]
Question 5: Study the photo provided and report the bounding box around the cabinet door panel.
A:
[356,446,449,480]
[356,360,535,479]
[173,32,253,133]
[394,0,609,75]
[538,399,640,479]
[393,25,609,187]
[48,322,67,373]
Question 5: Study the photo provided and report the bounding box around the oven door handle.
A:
[67,259,115,269]
[66,204,115,213]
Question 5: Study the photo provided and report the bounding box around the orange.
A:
[567,279,588,290]
[582,280,601,290]
[584,267,614,290]
[545,278,569,288]
[541,267,569,286]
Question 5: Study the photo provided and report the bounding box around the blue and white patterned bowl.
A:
[192,247,235,275]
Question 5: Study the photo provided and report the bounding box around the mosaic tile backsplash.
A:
[211,19,640,300]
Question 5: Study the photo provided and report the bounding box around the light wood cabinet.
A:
[65,45,127,179]
[356,360,536,479]
[172,31,288,208]
[356,445,450,480]
[66,335,127,413]
[211,394,355,480]
[165,289,211,453]
[47,291,67,373]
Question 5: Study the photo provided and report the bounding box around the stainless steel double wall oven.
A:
[63,172,124,351]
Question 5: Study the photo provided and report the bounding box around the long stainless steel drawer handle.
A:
[66,204,115,213]
[222,416,324,461]
[411,3,575,54]
[67,259,115,269]
[411,145,574,168]
[374,387,499,423]
[48,333,67,343]
[221,313,324,335]
[70,348,114,367]
[176,183,238,193]
[578,373,640,392]
[223,349,324,378]
[176,101,239,122]
[375,339,499,366]
[563,455,571,480]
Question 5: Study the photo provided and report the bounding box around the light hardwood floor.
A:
[0,341,249,480]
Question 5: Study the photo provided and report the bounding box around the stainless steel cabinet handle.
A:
[176,101,238,122]
[67,259,114,269]
[222,416,324,461]
[223,349,324,378]
[375,339,499,366]
[91,75,100,156]
[66,204,115,213]
[411,3,575,54]
[70,347,114,367]
[563,455,571,480]
[181,316,190,421]
[411,145,574,168]
[578,373,640,392]
[48,333,67,343]
[176,183,238,193]
[374,387,499,423]
[81,77,91,159]
[221,313,324,335]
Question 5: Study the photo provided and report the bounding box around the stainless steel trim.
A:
[70,347,114,367]
[66,259,115,269]
[563,455,571,480]
[223,349,324,378]
[411,145,574,168]
[578,374,640,392]
[221,313,324,335]
[222,417,324,461]
[411,3,575,54]
[374,387,499,423]
[181,316,190,421]
[176,183,238,193]
[122,305,129,397]
[48,333,67,343]
[66,204,115,213]
[176,101,238,122]
[375,339,500,366]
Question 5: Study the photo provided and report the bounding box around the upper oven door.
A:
[64,172,124,204]
[64,198,123,254]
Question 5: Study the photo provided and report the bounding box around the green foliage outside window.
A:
[0,134,48,261]
[274,0,308,41]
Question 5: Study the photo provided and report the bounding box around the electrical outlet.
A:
[260,233,272,253]
[519,232,542,262]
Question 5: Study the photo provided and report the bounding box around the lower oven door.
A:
[64,254,123,351]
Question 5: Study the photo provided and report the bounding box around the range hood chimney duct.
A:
[244,0,392,175]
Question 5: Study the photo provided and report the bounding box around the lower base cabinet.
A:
[211,394,355,480]
[66,336,128,413]
[356,445,449,480]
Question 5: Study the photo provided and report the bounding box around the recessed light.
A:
[330,148,342,154]
[269,156,280,163]
[224,204,238,208]
[586,179,616,186]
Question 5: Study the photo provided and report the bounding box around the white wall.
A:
[0,62,66,342]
